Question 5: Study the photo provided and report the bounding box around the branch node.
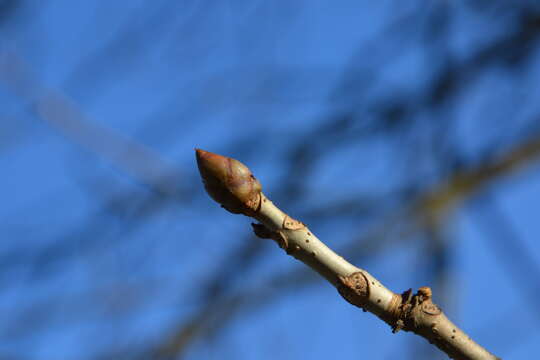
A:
[390,288,412,333]
[337,272,370,310]
[390,286,441,333]
[251,223,290,252]
[282,215,305,230]
[251,222,273,239]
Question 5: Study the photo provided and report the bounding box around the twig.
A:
[195,149,499,360]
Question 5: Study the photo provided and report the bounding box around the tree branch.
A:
[195,148,499,360]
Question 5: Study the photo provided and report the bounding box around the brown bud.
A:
[195,149,262,215]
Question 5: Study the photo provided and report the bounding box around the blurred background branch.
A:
[2,1,540,359]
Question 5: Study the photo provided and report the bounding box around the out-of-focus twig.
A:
[418,133,540,220]
[0,51,184,197]
[471,193,540,317]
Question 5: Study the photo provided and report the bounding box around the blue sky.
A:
[2,1,540,359]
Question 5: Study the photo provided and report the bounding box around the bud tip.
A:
[194,148,262,215]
